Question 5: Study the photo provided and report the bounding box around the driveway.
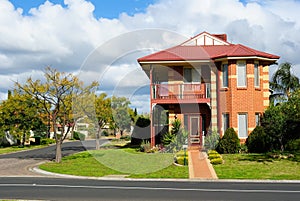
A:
[0,140,105,176]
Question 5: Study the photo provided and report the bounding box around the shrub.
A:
[176,156,188,165]
[208,153,221,160]
[139,141,156,153]
[131,116,150,145]
[41,138,56,145]
[285,139,300,152]
[216,128,240,154]
[101,130,109,136]
[207,150,218,155]
[246,126,269,153]
[204,130,220,150]
[210,158,223,165]
[73,131,86,141]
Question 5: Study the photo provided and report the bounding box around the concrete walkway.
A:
[188,150,218,179]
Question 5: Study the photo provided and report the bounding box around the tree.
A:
[16,67,97,163]
[94,93,112,149]
[246,126,269,153]
[0,91,46,146]
[111,96,131,136]
[261,104,286,152]
[270,62,300,101]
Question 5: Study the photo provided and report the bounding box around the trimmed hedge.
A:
[216,128,240,154]
[210,158,223,165]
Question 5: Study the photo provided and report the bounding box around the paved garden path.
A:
[188,150,218,179]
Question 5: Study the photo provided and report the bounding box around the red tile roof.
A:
[138,33,279,62]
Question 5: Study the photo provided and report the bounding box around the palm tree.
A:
[270,62,300,101]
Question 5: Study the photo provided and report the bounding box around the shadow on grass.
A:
[237,152,300,163]
[238,154,273,163]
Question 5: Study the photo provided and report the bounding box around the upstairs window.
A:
[237,61,247,87]
[222,64,228,87]
[254,63,259,87]
[184,68,200,83]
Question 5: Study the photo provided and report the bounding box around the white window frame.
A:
[238,113,248,138]
[222,63,228,88]
[237,61,247,87]
[222,113,230,133]
[254,63,259,87]
[255,113,260,126]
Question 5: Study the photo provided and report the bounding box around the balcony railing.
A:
[152,83,211,100]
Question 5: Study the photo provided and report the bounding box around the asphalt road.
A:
[0,177,299,201]
[0,140,107,160]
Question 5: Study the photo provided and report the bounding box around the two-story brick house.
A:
[138,32,279,149]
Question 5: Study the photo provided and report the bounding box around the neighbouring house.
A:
[137,31,279,149]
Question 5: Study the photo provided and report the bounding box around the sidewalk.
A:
[188,150,218,179]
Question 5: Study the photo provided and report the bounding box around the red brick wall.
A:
[218,59,269,138]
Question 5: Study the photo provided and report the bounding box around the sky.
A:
[1,0,300,113]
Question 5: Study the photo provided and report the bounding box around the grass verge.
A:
[39,148,189,178]
[213,153,300,180]
[0,145,49,155]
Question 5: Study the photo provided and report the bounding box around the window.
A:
[222,113,230,133]
[184,68,200,83]
[237,62,246,87]
[238,113,248,138]
[222,64,228,87]
[254,63,259,87]
[255,113,260,126]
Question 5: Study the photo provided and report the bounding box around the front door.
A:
[189,115,201,147]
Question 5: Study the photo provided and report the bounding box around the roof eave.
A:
[214,56,280,62]
[138,59,212,64]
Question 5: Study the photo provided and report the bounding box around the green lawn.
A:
[0,145,48,155]
[40,148,189,178]
[213,153,300,180]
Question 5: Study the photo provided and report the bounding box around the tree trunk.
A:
[22,132,26,146]
[55,139,62,163]
[95,126,101,150]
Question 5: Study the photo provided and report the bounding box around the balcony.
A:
[152,83,211,104]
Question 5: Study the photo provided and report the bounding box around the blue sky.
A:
[9,0,156,19]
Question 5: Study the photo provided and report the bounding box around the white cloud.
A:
[1,0,300,112]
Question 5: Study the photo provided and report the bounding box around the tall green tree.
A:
[0,91,46,145]
[16,67,97,163]
[94,93,112,149]
[270,62,300,101]
[111,96,131,136]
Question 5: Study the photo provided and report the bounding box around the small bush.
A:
[208,153,221,160]
[208,150,218,155]
[204,130,220,150]
[41,138,56,145]
[246,126,269,153]
[176,156,188,165]
[210,158,223,165]
[216,128,240,154]
[101,130,109,136]
[73,131,86,141]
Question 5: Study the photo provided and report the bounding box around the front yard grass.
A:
[0,145,48,155]
[213,153,300,180]
[39,148,189,178]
